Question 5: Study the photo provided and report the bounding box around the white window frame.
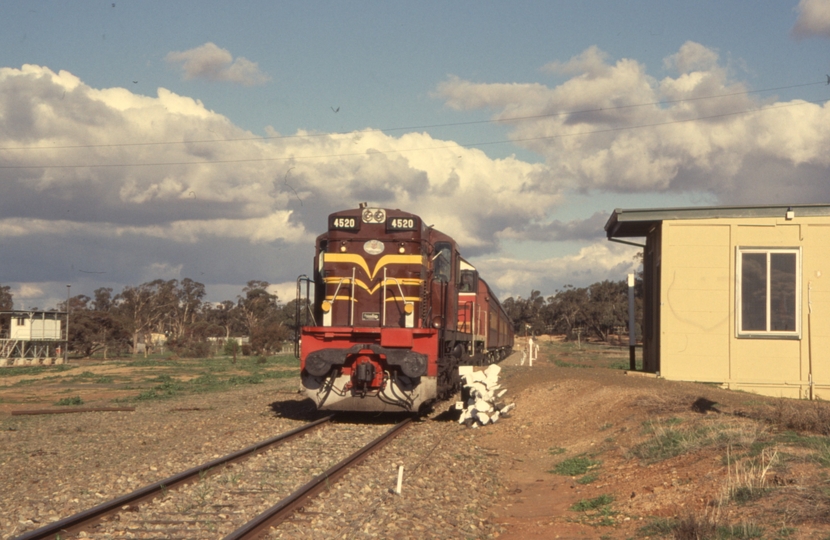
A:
[735,246,801,339]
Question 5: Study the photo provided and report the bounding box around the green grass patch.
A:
[549,454,600,476]
[570,494,613,512]
[637,518,677,537]
[576,472,599,485]
[608,359,644,370]
[130,366,296,402]
[630,425,691,461]
[54,396,83,406]
[11,378,40,387]
[629,418,733,463]
[542,339,643,371]
[715,522,765,538]
[553,359,590,369]
[61,371,116,385]
[0,364,72,378]
[776,430,830,467]
[641,516,766,539]
[731,486,768,505]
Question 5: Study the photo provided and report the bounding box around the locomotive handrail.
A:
[295,275,315,358]
[350,268,356,326]
[323,273,356,327]
[471,301,476,356]
[382,268,414,327]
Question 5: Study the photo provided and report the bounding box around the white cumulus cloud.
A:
[165,42,270,86]
[0,64,570,301]
[435,42,830,203]
[792,0,830,39]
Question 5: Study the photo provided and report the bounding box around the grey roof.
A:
[605,204,830,239]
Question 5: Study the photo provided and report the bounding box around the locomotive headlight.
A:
[340,245,347,252]
[398,242,406,254]
[404,303,414,315]
[321,300,332,313]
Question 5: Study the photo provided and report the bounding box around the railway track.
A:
[15,416,412,540]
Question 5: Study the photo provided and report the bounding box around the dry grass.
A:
[767,399,830,435]
[722,446,777,505]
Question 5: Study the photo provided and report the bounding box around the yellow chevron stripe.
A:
[323,276,424,296]
[325,295,419,304]
[322,253,423,279]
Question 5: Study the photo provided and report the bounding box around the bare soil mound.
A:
[482,339,830,539]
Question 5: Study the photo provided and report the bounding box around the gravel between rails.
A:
[267,412,505,540]
[1,376,506,539]
[92,422,394,539]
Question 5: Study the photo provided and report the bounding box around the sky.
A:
[1,0,829,309]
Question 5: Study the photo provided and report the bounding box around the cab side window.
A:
[433,242,452,282]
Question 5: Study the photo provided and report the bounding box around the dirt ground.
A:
[482,338,830,539]
[4,342,830,539]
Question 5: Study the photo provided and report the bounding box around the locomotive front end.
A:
[299,207,439,412]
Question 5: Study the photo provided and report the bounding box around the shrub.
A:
[54,396,83,406]
[223,338,239,356]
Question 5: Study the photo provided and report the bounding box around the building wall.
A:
[804,224,830,399]
[659,222,731,382]
[9,317,62,340]
[659,217,830,399]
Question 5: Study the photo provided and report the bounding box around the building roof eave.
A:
[605,203,830,239]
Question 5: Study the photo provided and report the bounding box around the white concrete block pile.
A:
[456,364,515,428]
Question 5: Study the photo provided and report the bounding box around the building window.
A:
[736,247,800,338]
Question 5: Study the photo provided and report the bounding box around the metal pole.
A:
[628,274,636,371]
[65,285,70,364]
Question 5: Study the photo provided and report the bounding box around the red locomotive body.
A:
[296,206,513,412]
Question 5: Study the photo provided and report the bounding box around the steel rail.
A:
[225,416,413,540]
[14,415,333,540]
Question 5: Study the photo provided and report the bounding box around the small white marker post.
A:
[395,465,404,495]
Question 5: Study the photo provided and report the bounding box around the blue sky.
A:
[1,1,829,308]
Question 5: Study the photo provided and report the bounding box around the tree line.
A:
[0,274,642,360]
[501,278,643,342]
[1,279,301,359]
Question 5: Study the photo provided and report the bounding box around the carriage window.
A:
[737,248,800,338]
[433,242,452,283]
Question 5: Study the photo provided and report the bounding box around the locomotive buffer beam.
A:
[305,344,427,379]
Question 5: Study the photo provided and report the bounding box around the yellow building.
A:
[606,204,830,399]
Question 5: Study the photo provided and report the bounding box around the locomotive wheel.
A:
[437,356,460,400]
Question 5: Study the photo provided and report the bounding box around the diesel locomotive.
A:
[295,205,513,413]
